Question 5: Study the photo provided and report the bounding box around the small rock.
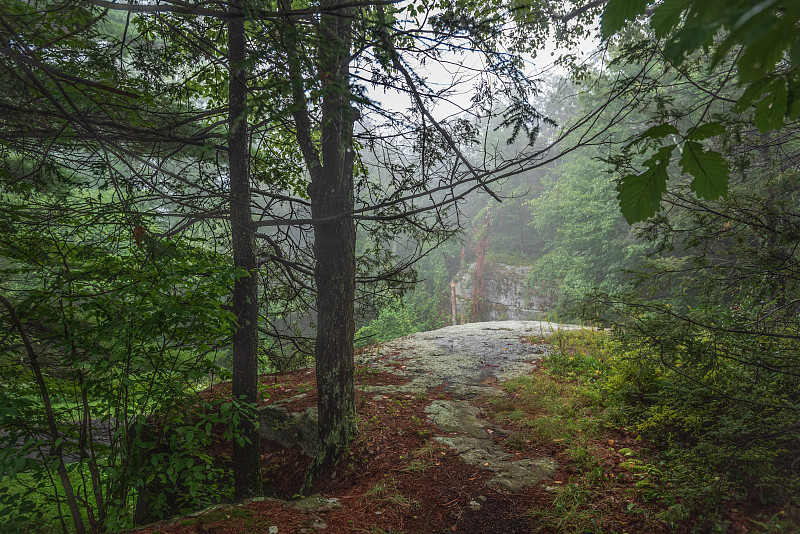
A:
[290,494,341,513]
[468,500,481,511]
[478,495,487,502]
[269,527,278,534]
[307,516,327,530]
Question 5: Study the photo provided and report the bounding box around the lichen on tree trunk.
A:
[294,0,359,495]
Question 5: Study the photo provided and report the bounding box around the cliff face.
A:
[452,261,557,322]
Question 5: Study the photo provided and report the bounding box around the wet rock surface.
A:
[425,400,556,492]
[357,320,582,397]
[359,321,582,492]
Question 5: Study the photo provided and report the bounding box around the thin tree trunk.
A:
[450,281,458,326]
[0,295,86,534]
[79,378,105,524]
[299,0,358,494]
[229,3,262,501]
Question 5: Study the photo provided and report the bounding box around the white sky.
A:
[363,17,600,122]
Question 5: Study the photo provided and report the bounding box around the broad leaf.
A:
[680,141,730,200]
[617,162,669,224]
[790,82,800,120]
[643,144,678,167]
[754,79,787,132]
[626,123,679,149]
[601,0,650,39]
[736,37,788,84]
[734,78,770,112]
[686,122,725,141]
[651,0,691,39]
[663,24,716,64]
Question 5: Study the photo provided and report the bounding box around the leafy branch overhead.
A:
[602,0,800,223]
[615,122,730,223]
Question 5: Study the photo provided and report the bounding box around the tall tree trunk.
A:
[229,3,262,501]
[300,0,358,494]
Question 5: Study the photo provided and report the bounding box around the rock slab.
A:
[357,321,584,398]
[425,400,556,492]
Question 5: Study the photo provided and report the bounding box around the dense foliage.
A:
[1,0,799,531]
[535,330,797,531]
[0,192,248,531]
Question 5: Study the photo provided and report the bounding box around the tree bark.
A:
[299,0,358,494]
[229,3,262,501]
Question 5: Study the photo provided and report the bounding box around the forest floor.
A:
[126,322,783,534]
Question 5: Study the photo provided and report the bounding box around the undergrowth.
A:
[488,329,799,533]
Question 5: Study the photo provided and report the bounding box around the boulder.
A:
[258,404,318,457]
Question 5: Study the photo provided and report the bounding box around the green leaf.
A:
[617,163,669,224]
[754,80,788,132]
[643,144,677,167]
[680,141,730,200]
[626,123,679,149]
[734,78,770,112]
[789,84,800,120]
[686,122,725,141]
[650,0,690,39]
[663,23,716,64]
[601,0,650,38]
[737,38,788,84]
